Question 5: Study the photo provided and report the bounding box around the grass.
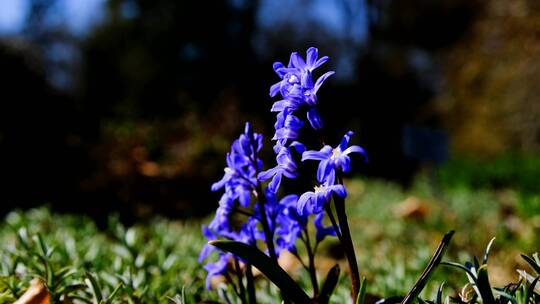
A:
[0,175,538,303]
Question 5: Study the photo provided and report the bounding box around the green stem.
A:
[234,258,247,304]
[304,229,319,298]
[254,184,277,262]
[334,174,360,301]
[246,263,256,304]
[324,203,342,240]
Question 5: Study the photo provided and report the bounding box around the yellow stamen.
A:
[314,185,325,193]
[331,148,340,159]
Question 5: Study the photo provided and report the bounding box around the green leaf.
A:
[521,254,540,276]
[493,289,517,304]
[209,240,311,303]
[440,262,477,281]
[56,283,86,297]
[476,265,495,304]
[105,283,124,304]
[400,230,454,304]
[85,272,104,303]
[525,276,539,304]
[435,283,444,304]
[319,264,340,304]
[356,277,367,304]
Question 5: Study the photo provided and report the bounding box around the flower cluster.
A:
[260,47,334,193]
[201,47,367,298]
[199,123,264,289]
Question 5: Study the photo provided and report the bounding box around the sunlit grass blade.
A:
[356,277,367,304]
[525,276,539,304]
[482,237,496,265]
[435,283,444,304]
[400,230,454,304]
[85,272,103,303]
[521,254,540,276]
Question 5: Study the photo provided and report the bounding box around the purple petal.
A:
[325,171,336,185]
[289,141,306,154]
[339,131,354,151]
[331,185,347,198]
[301,70,314,88]
[314,192,329,213]
[268,172,283,193]
[211,174,230,191]
[337,155,351,173]
[284,113,303,129]
[314,213,336,241]
[307,108,324,130]
[205,273,213,290]
[279,194,298,207]
[199,244,213,262]
[202,225,215,239]
[282,169,299,179]
[271,100,286,112]
[274,111,285,129]
[238,190,251,207]
[314,71,335,93]
[274,127,299,140]
[291,52,306,69]
[270,82,281,97]
[302,147,331,161]
[317,159,334,184]
[273,62,286,77]
[343,145,368,162]
[258,167,278,181]
[306,47,318,67]
[297,192,313,215]
[313,56,329,69]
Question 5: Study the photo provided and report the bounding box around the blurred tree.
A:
[438,0,540,154]
[0,0,498,220]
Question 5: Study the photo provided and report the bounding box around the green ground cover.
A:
[0,174,538,303]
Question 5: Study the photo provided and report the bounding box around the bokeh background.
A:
[0,0,539,224]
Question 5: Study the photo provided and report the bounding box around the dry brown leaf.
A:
[393,196,430,220]
[14,279,50,304]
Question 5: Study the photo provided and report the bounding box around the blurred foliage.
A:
[1,177,536,302]
[437,154,540,217]
[344,177,539,298]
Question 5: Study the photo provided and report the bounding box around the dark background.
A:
[0,0,538,223]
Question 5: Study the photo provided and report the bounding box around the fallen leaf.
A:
[14,279,50,304]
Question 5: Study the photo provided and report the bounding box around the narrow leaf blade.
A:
[210,240,311,303]
[319,264,340,304]
[400,231,454,304]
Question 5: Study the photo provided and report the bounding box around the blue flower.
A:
[233,122,263,164]
[204,252,231,290]
[269,47,331,99]
[211,123,265,208]
[198,225,217,263]
[302,131,367,183]
[273,194,306,253]
[258,143,305,193]
[273,108,304,145]
[314,213,336,242]
[207,194,234,233]
[269,47,335,130]
[297,180,347,216]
